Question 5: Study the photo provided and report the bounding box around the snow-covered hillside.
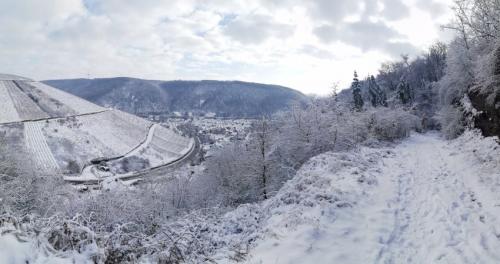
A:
[2,131,498,263]
[0,75,194,184]
[229,131,500,263]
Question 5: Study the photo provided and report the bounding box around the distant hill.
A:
[43,78,309,118]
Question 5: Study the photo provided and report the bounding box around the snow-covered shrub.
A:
[368,108,421,141]
[436,0,500,138]
[435,38,474,138]
[0,213,104,262]
[437,105,466,139]
[0,137,68,216]
[111,156,150,174]
[202,97,420,207]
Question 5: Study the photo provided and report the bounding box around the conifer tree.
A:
[368,75,387,107]
[397,78,413,105]
[352,71,364,111]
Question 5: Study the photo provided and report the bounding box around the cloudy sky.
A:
[0,0,454,95]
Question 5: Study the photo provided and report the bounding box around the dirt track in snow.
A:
[373,133,500,263]
[247,133,500,264]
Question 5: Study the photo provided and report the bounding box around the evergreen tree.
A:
[351,71,364,111]
[368,75,387,107]
[397,78,413,104]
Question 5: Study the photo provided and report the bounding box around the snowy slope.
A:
[0,81,21,123]
[0,79,103,124]
[208,132,500,263]
[1,131,498,263]
[0,234,77,264]
[120,124,194,167]
[76,110,151,155]
[0,73,31,81]
[0,222,92,264]
[24,121,60,173]
[30,82,104,114]
[0,74,194,179]
[5,81,49,120]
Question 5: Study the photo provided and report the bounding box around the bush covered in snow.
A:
[199,97,421,207]
[436,0,500,138]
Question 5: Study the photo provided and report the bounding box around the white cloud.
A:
[381,0,410,20]
[0,0,454,95]
[314,19,419,56]
[222,14,295,44]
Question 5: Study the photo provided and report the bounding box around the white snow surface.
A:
[24,121,60,172]
[0,234,79,264]
[30,82,104,114]
[77,110,151,155]
[0,223,93,264]
[0,81,20,123]
[0,73,32,81]
[2,131,499,263]
[124,124,193,167]
[214,131,500,263]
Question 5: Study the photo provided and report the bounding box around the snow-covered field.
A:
[74,123,195,181]
[30,82,104,114]
[0,73,31,81]
[16,81,78,117]
[123,124,194,167]
[5,81,49,120]
[42,117,117,173]
[40,110,193,179]
[77,111,150,155]
[0,81,21,123]
[24,121,60,173]
[152,124,193,155]
[0,79,100,124]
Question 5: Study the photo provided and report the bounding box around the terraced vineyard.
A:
[0,73,31,81]
[0,74,195,184]
[15,81,78,117]
[101,124,195,178]
[152,124,193,155]
[31,82,104,114]
[78,111,150,155]
[127,124,193,166]
[23,121,60,173]
[42,118,117,173]
[5,81,49,120]
[0,81,21,123]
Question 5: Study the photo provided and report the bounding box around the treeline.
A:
[343,0,500,140]
[438,0,500,139]
[345,43,447,130]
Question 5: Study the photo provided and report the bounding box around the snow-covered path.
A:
[375,133,500,263]
[245,132,500,264]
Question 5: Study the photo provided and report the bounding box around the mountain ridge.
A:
[43,78,309,118]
